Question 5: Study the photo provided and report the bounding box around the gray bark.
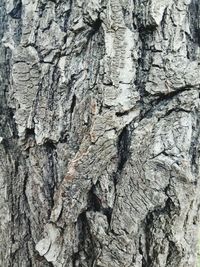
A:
[0,0,200,266]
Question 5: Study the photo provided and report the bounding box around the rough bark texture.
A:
[0,0,200,266]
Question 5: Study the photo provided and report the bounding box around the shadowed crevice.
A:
[117,126,130,172]
[70,94,76,114]
[73,211,97,267]
[9,0,22,19]
[43,140,58,213]
[188,0,200,46]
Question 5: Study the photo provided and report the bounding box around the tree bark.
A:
[0,0,200,266]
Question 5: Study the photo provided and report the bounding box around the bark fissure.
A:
[9,0,22,20]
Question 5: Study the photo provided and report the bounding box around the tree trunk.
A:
[0,0,200,266]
